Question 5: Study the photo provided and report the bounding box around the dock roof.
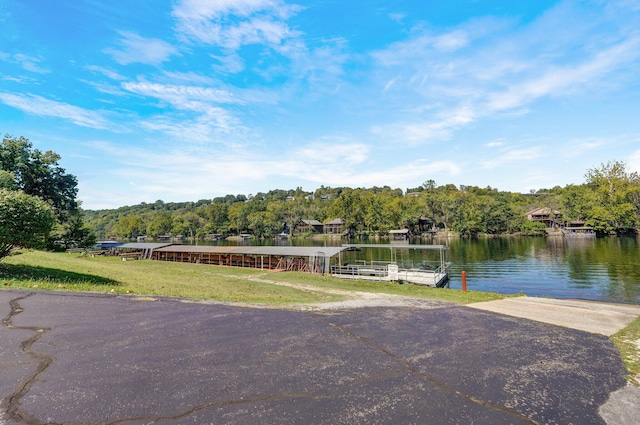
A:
[119,242,174,250]
[154,245,346,258]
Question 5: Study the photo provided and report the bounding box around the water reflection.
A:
[445,236,640,304]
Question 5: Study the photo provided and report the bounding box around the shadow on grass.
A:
[0,263,120,286]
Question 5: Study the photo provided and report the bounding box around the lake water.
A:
[443,236,640,304]
[176,235,640,304]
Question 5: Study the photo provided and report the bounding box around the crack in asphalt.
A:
[1,293,538,424]
[98,369,409,424]
[310,313,541,425]
[1,293,60,425]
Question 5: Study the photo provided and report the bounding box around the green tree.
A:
[147,212,173,237]
[49,210,97,249]
[0,170,16,190]
[1,135,78,216]
[113,215,146,240]
[0,189,56,259]
[203,203,230,234]
[583,160,639,233]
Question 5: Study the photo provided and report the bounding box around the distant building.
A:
[389,228,410,240]
[526,207,561,228]
[324,218,346,234]
[295,219,324,234]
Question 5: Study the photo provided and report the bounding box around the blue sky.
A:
[1,0,639,210]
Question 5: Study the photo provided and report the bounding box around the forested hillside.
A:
[83,161,640,240]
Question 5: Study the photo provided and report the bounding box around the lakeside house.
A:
[526,207,562,228]
[294,219,324,234]
[324,218,346,234]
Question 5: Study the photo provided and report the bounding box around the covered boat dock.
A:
[150,245,346,274]
[110,243,449,286]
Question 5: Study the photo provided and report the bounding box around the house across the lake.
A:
[526,207,561,228]
[294,219,324,234]
[324,218,346,234]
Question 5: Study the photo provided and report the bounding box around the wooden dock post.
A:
[462,271,467,292]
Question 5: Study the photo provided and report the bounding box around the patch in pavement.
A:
[466,296,640,336]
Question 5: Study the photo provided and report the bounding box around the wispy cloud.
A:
[0,51,49,73]
[122,81,239,107]
[80,137,461,207]
[0,92,110,129]
[172,0,302,49]
[86,65,127,81]
[104,31,179,65]
[367,2,640,147]
[485,35,640,112]
[481,146,545,169]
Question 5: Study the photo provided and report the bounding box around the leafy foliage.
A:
[1,134,78,216]
[0,189,55,259]
[1,134,93,249]
[68,160,640,241]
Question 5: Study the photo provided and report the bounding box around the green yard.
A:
[0,250,505,305]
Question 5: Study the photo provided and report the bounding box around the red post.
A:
[461,271,467,292]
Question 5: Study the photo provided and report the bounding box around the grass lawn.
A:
[0,250,506,305]
[611,316,640,385]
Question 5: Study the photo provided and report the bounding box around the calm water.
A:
[180,235,640,304]
[444,236,640,304]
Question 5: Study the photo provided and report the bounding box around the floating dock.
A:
[332,244,450,288]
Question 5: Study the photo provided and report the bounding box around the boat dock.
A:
[332,244,450,287]
[91,242,450,287]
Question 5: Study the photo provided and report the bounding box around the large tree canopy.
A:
[0,134,78,216]
[1,134,95,249]
[0,189,55,259]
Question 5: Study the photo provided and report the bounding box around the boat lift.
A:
[332,244,450,288]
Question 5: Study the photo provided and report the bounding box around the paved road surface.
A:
[0,290,633,424]
[467,296,640,336]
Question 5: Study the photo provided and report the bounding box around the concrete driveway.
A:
[0,290,634,424]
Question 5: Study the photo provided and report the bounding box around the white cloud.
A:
[372,104,476,145]
[86,65,126,81]
[172,0,302,49]
[210,53,245,73]
[481,146,544,169]
[559,137,611,158]
[485,35,640,113]
[432,30,469,51]
[12,53,49,73]
[485,140,505,148]
[79,137,463,207]
[0,52,49,73]
[122,81,239,107]
[104,31,179,65]
[0,92,110,129]
[366,3,640,148]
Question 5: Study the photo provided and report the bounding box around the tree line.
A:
[83,161,640,241]
[2,133,637,253]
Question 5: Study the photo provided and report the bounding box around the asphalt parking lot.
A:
[0,290,632,424]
